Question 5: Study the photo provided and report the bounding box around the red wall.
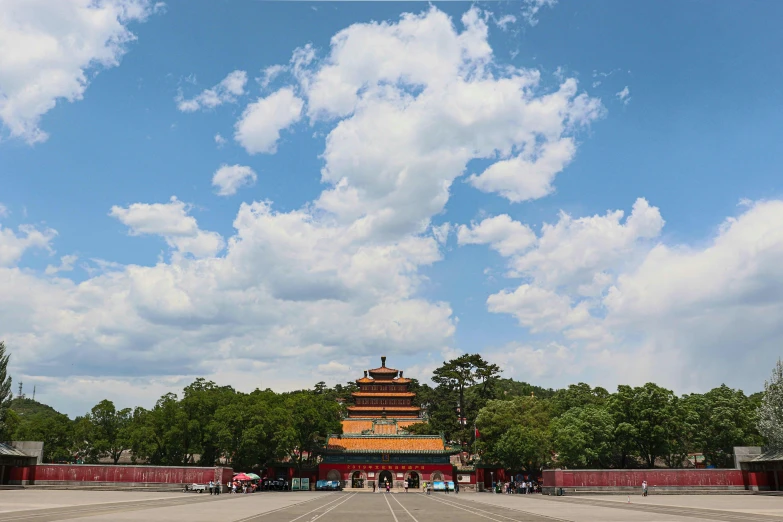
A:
[543,469,746,489]
[318,463,452,482]
[10,465,233,485]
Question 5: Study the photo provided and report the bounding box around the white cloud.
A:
[468,137,578,203]
[457,215,536,256]
[297,7,601,239]
[432,222,451,245]
[45,254,78,275]
[510,198,664,289]
[0,0,156,144]
[109,196,224,258]
[214,133,226,147]
[494,14,517,31]
[259,64,286,89]
[476,198,783,392]
[520,0,557,26]
[234,87,304,154]
[212,164,257,196]
[616,86,631,105]
[176,70,247,112]
[0,223,57,266]
[0,204,8,218]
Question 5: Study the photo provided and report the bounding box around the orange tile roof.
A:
[356,377,374,383]
[342,419,373,433]
[398,419,424,428]
[352,392,415,397]
[369,366,399,374]
[326,436,446,452]
[394,377,412,383]
[347,406,420,412]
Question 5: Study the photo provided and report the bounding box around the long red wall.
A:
[10,464,233,485]
[542,469,759,490]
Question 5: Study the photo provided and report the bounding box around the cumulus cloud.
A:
[176,70,247,112]
[214,133,226,147]
[234,87,304,154]
[0,0,156,144]
[109,196,224,258]
[0,223,57,266]
[520,0,557,26]
[296,6,602,239]
[212,164,257,196]
[473,198,783,392]
[457,215,536,256]
[45,254,78,275]
[616,86,631,105]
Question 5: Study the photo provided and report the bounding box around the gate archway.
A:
[405,471,420,489]
[378,470,393,488]
[326,469,340,482]
[430,471,444,483]
[350,470,366,488]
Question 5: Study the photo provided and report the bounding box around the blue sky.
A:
[2,0,783,416]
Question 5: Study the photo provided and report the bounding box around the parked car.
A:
[184,483,207,493]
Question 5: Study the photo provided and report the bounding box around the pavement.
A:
[1,489,783,521]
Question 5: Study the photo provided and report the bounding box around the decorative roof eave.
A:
[319,448,454,455]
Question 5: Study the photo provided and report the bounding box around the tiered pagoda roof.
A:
[347,356,421,418]
[323,358,460,457]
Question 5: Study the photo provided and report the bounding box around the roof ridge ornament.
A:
[381,356,386,367]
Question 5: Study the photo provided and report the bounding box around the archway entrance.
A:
[351,471,365,488]
[326,470,340,482]
[430,471,444,483]
[405,471,420,489]
[378,470,393,489]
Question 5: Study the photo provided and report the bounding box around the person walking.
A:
[372,481,376,493]
[208,480,214,495]
[455,481,459,494]
[385,481,390,493]
[404,479,409,493]
[642,480,648,497]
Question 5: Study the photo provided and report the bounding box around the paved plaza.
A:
[1,490,783,522]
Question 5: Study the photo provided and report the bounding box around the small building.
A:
[318,357,460,489]
[1,442,39,485]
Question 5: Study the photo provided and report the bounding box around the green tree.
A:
[82,400,132,464]
[181,379,235,466]
[608,383,684,468]
[431,354,501,444]
[551,383,610,417]
[275,392,343,480]
[209,391,281,470]
[0,341,12,439]
[494,425,551,474]
[552,404,615,468]
[683,385,762,467]
[475,396,551,466]
[758,359,783,449]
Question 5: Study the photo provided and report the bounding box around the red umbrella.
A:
[233,473,252,481]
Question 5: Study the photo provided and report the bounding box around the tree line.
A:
[1,342,782,472]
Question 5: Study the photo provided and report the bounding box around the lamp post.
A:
[490,471,494,493]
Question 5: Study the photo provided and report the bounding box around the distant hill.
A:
[9,397,69,420]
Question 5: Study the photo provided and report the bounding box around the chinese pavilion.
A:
[318,356,459,489]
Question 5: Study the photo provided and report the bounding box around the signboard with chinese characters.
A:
[301,478,310,491]
[291,478,300,491]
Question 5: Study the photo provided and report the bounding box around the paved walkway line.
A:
[307,493,356,522]
[233,494,338,522]
[391,493,421,522]
[384,493,400,522]
[430,494,572,522]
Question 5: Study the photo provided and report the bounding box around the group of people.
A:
[208,479,256,494]
[497,480,539,494]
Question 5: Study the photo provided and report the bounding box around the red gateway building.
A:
[318,357,459,489]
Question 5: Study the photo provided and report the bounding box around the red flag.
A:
[474,426,480,439]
